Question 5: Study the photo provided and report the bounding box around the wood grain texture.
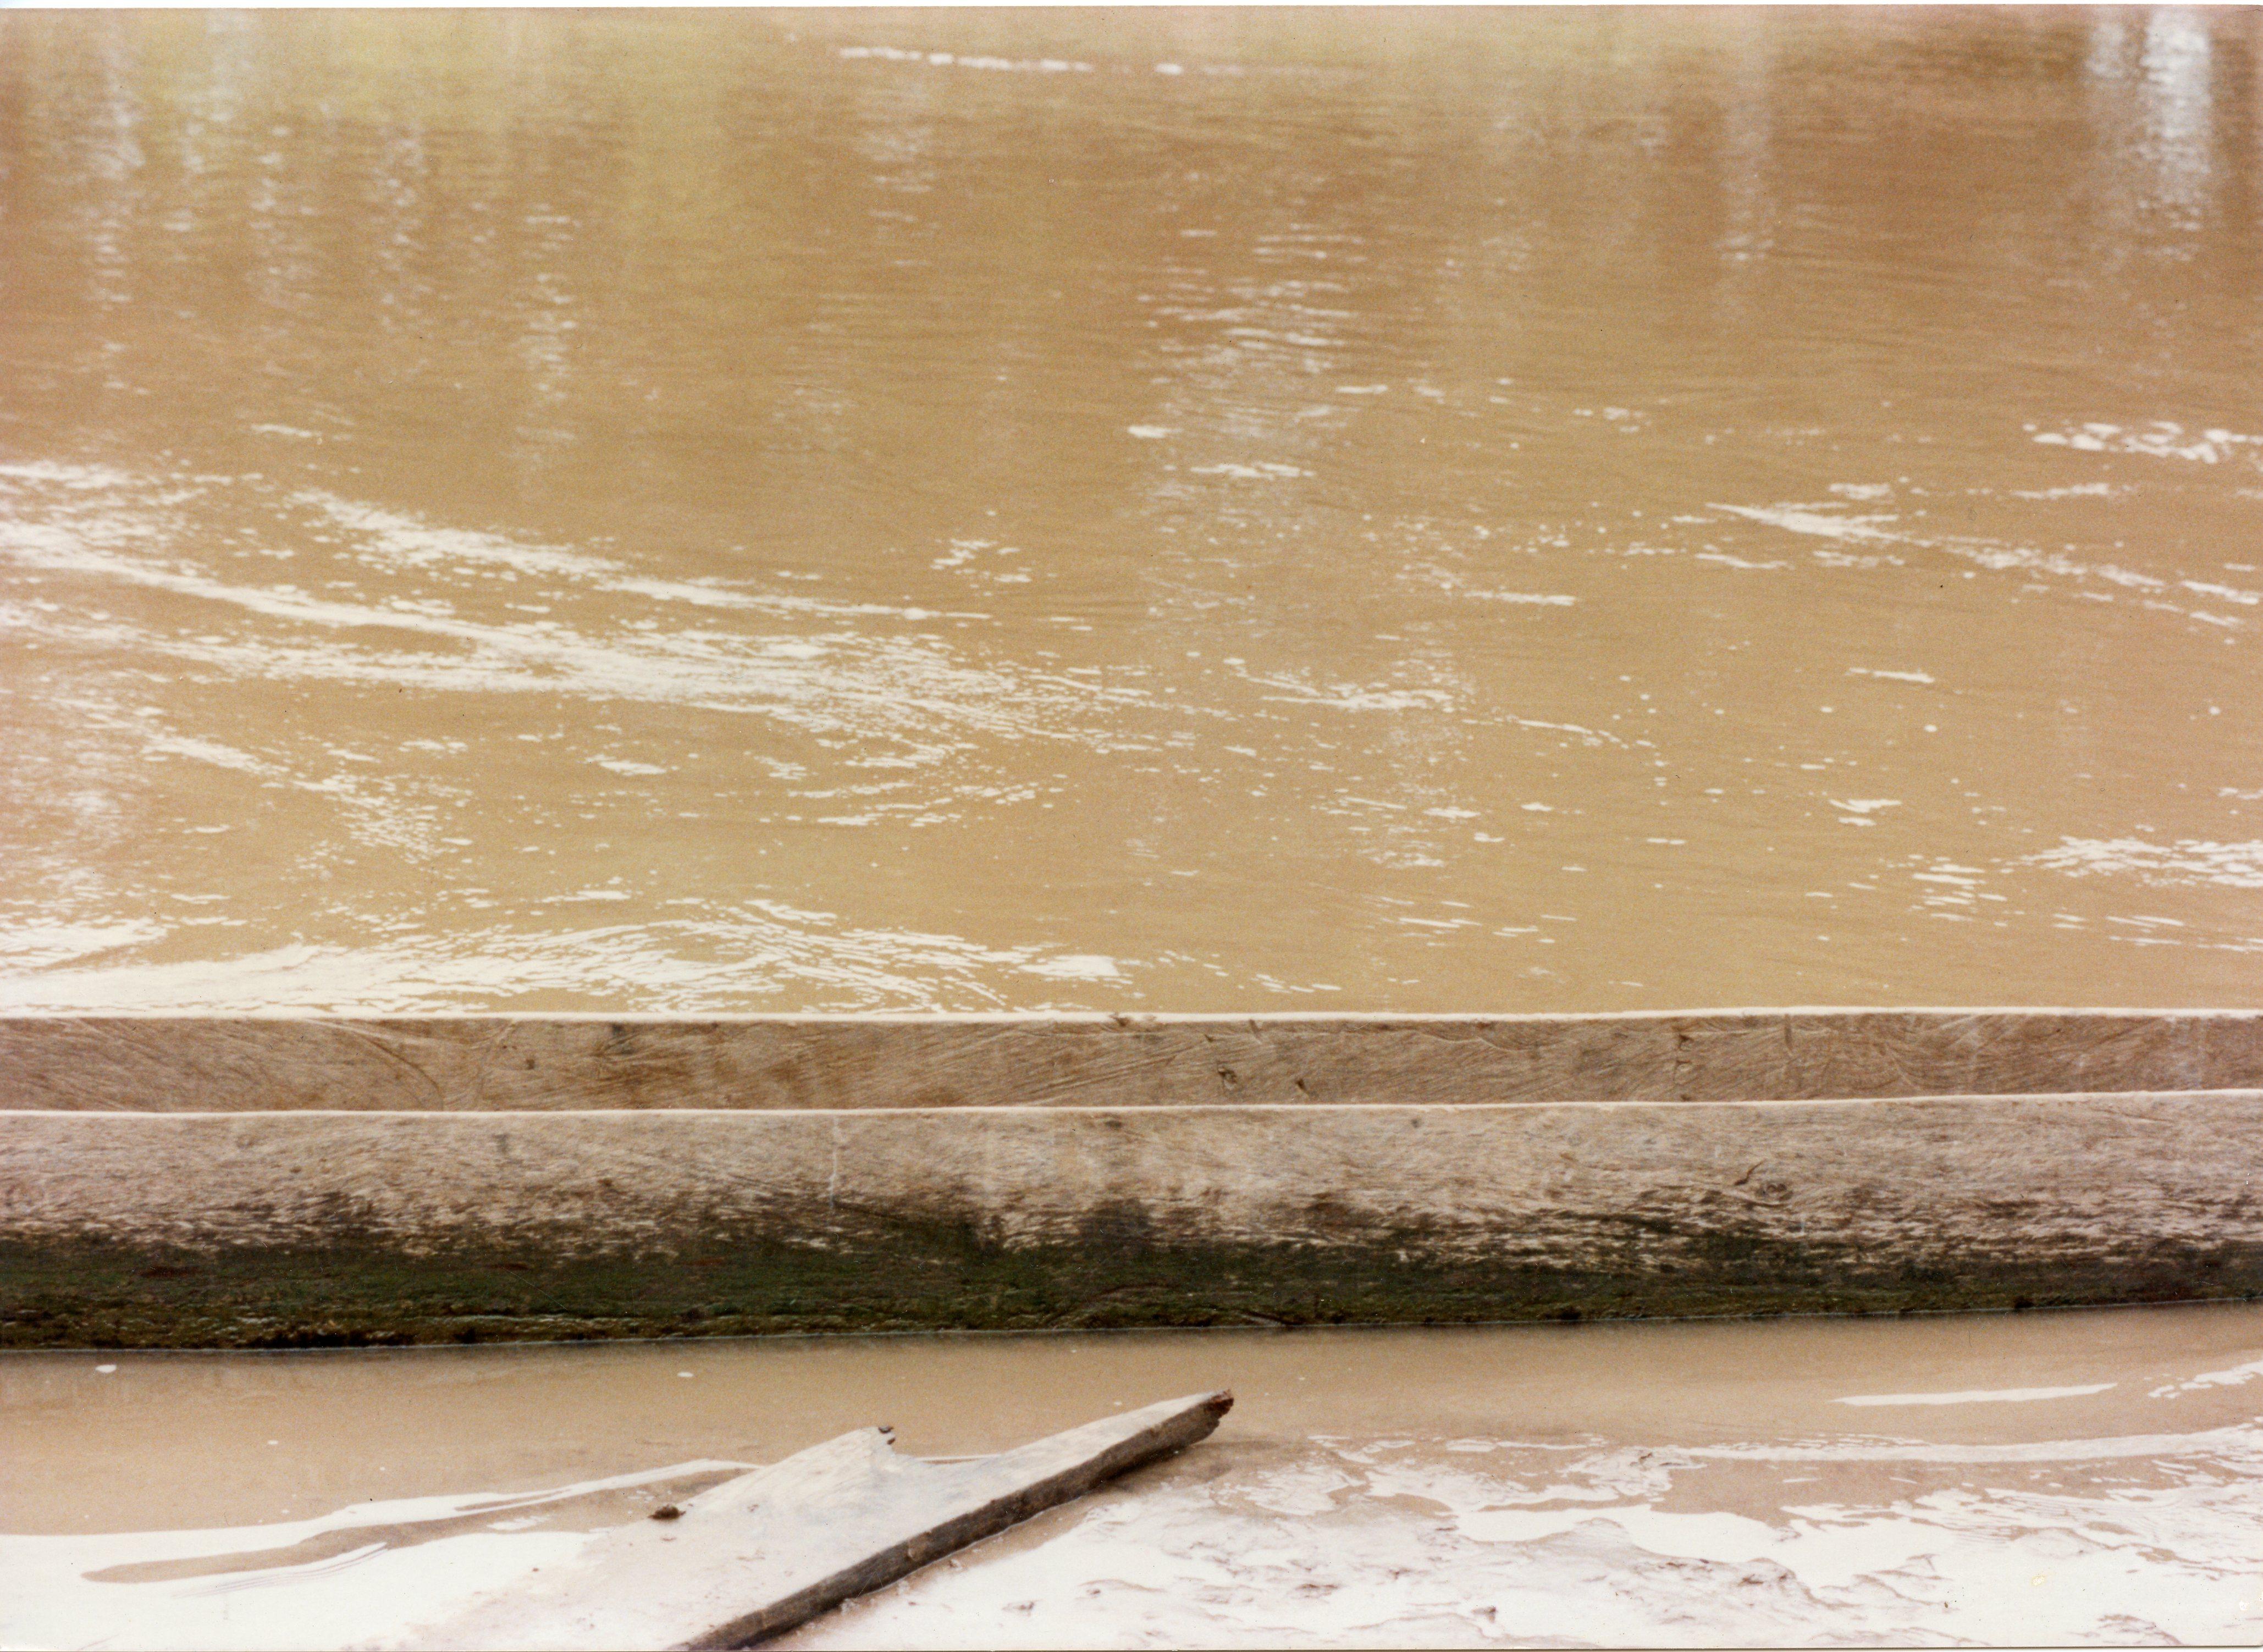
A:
[7,1093,2259,1265]
[9,1012,2260,1343]
[384,1393,1235,1650]
[6,1010,2262,1112]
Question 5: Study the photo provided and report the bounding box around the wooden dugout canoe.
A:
[3,1009,2261,1347]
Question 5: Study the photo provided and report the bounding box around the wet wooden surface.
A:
[8,1012,2260,1342]
[8,1090,2261,1263]
[7,1010,2262,1112]
[383,1392,1234,1650]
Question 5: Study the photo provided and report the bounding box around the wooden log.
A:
[375,1390,1235,1650]
[5,1093,2260,1261]
[5,1010,2261,1345]
[5,1091,2261,1345]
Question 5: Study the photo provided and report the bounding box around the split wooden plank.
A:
[372,1390,1234,1650]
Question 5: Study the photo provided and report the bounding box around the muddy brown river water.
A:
[5,1307,2262,1645]
[3,14,2262,1644]
[2,7,2259,1013]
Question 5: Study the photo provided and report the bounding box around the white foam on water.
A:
[1461,589,1577,606]
[18,1334,2262,1652]
[1020,953,1125,982]
[798,1428,2263,1648]
[1834,1384,2116,1407]
[837,45,1092,73]
[1685,1422,2263,1465]
[2024,837,2263,889]
[0,1463,743,1652]
[0,918,169,969]
[1708,496,2252,623]
[0,903,1164,1013]
[1710,502,1901,544]
[1846,666,1935,684]
[0,508,1119,760]
[303,494,967,625]
[0,458,138,492]
[1243,673,1456,715]
[1189,462,1310,480]
[2028,419,2263,465]
[2150,1356,2263,1399]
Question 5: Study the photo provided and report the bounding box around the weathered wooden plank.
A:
[5,1010,2261,1112]
[378,1391,1234,1650]
[5,1093,2260,1345]
[9,1094,2258,1257]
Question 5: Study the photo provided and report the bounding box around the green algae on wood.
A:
[8,1225,2261,1351]
[6,1012,2262,1349]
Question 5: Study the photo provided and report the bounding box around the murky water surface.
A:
[2,8,2260,1012]
[5,1307,2261,1645]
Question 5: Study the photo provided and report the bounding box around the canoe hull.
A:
[5,1012,2261,1346]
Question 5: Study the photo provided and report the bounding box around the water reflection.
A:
[0,8,2258,1012]
[2139,8,2214,224]
[7,1308,2262,1647]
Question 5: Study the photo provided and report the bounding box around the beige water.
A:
[6,21,2257,1645]
[2,7,2259,1014]
[5,1306,2262,1645]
